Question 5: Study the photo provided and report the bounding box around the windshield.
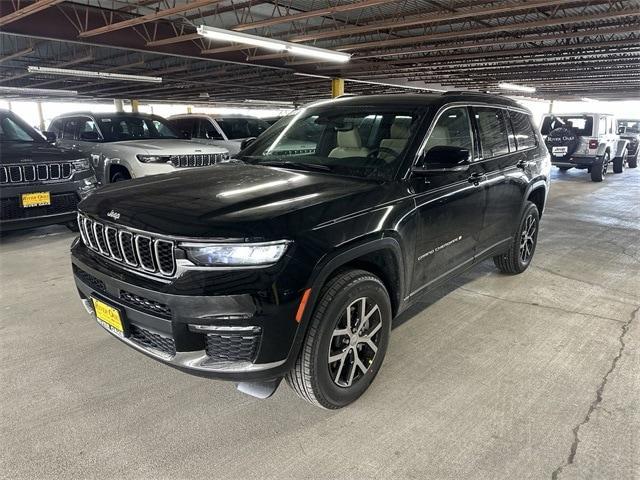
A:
[96,115,179,142]
[236,105,423,180]
[619,120,640,134]
[0,112,44,143]
[541,115,593,136]
[216,117,270,139]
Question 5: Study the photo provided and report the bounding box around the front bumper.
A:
[1,174,97,231]
[71,240,303,382]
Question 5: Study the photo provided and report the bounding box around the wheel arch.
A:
[523,180,548,218]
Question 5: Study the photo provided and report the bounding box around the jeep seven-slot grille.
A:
[0,163,73,184]
[169,153,225,168]
[77,213,176,278]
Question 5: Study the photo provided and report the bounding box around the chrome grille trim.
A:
[169,153,225,168]
[0,162,74,184]
[77,213,176,279]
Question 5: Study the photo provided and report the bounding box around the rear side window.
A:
[509,111,537,150]
[475,107,510,158]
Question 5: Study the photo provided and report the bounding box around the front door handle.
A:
[516,159,529,169]
[467,172,486,185]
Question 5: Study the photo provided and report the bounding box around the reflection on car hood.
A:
[79,162,384,239]
[0,142,84,164]
[103,139,228,154]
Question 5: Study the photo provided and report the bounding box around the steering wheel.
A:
[367,147,400,161]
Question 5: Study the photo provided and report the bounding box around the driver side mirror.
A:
[412,146,471,175]
[43,131,57,143]
[618,126,626,135]
[240,137,257,151]
[80,131,100,141]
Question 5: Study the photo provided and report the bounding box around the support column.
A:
[187,105,193,113]
[36,101,45,131]
[7,100,12,111]
[130,99,139,113]
[548,99,554,114]
[113,99,124,112]
[331,78,344,98]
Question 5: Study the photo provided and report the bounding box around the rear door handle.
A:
[467,172,486,185]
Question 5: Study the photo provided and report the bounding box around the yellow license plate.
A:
[21,192,51,208]
[92,298,124,336]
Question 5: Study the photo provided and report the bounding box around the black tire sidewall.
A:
[515,203,540,270]
[310,275,391,408]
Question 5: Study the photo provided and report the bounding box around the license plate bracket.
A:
[21,192,51,208]
[92,297,127,338]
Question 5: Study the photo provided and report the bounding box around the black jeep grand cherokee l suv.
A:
[1,109,97,231]
[71,93,550,408]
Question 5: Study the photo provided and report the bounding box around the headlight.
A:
[182,241,290,266]
[137,154,171,163]
[72,158,91,171]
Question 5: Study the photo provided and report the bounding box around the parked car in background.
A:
[262,116,284,126]
[0,109,97,232]
[617,119,639,168]
[48,112,229,184]
[540,113,629,181]
[70,92,550,408]
[168,114,270,156]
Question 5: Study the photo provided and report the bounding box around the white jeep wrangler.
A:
[540,113,629,182]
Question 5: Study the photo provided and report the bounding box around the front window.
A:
[0,112,44,143]
[237,105,423,180]
[96,115,179,142]
[619,120,640,134]
[216,117,270,139]
[541,115,594,136]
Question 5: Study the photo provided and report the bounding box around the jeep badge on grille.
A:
[106,210,121,220]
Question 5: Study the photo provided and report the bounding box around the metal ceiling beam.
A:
[0,0,64,27]
[290,0,596,42]
[147,33,201,47]
[79,0,226,38]
[0,46,34,64]
[233,0,396,32]
[335,9,640,52]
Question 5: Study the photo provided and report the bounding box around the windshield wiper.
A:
[258,160,333,172]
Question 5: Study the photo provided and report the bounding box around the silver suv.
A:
[48,112,229,184]
[168,114,270,156]
[540,113,629,182]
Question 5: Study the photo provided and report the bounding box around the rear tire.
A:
[613,151,626,174]
[493,201,540,275]
[590,153,609,182]
[627,152,637,169]
[285,269,392,409]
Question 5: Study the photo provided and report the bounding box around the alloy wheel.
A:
[328,297,382,387]
[519,214,537,263]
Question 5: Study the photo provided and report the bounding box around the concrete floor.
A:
[1,167,638,480]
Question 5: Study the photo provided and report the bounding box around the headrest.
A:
[390,117,411,139]
[430,124,450,143]
[337,129,362,148]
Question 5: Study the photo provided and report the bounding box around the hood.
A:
[0,141,85,164]
[104,139,228,154]
[79,163,383,239]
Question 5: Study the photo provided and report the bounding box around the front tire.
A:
[493,201,540,274]
[613,151,627,174]
[628,152,638,168]
[285,269,392,409]
[590,153,609,182]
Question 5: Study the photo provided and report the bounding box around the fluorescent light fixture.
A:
[581,97,598,102]
[27,66,162,83]
[498,82,536,93]
[197,25,351,63]
[244,99,294,106]
[0,85,78,96]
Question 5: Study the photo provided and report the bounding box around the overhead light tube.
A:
[0,86,78,96]
[197,25,351,63]
[27,66,162,83]
[497,82,536,93]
